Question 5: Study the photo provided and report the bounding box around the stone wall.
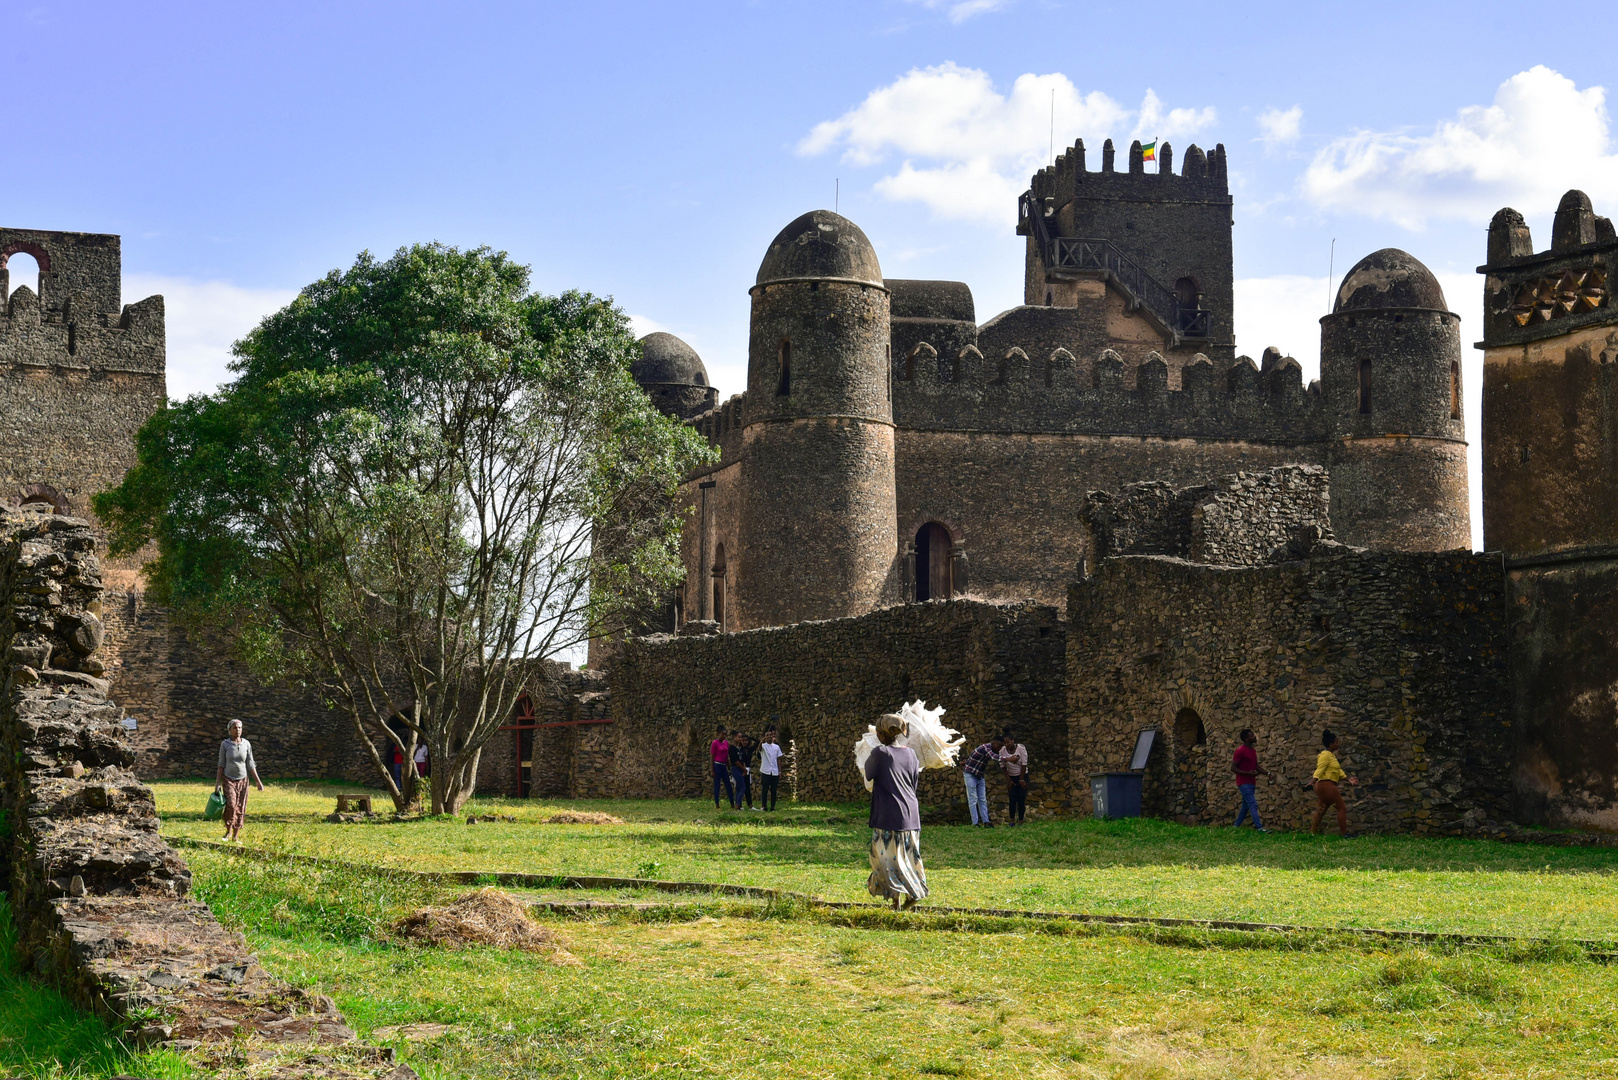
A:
[1082,464,1334,569]
[1067,549,1514,833]
[0,511,407,1076]
[494,600,1068,818]
[1505,549,1618,830]
[609,600,1068,818]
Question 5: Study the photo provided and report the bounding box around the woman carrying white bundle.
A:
[864,712,927,910]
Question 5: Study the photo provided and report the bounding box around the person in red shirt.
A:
[1231,728,1270,832]
[709,725,734,810]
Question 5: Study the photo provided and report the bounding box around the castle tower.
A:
[633,331,718,421]
[1480,191,1617,554]
[1016,138,1235,366]
[734,210,898,629]
[1319,248,1470,550]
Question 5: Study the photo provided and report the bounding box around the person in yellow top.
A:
[1311,729,1358,836]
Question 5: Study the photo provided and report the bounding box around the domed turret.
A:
[732,210,898,629]
[754,210,883,288]
[634,332,716,420]
[1320,248,1469,551]
[1333,248,1449,313]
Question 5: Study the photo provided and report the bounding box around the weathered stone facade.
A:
[501,601,1067,820]
[0,511,409,1076]
[1479,190,1618,829]
[1082,464,1334,569]
[1067,549,1514,833]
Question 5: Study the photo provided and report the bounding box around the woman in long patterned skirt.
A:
[864,713,928,910]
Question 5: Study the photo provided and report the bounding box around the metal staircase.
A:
[1019,191,1211,340]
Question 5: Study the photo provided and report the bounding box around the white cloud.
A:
[125,275,298,401]
[1258,105,1302,144]
[901,0,1012,24]
[799,64,1216,226]
[1133,89,1218,142]
[1303,66,1618,229]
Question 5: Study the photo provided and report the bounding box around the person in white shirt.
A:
[998,732,1029,825]
[413,743,429,778]
[758,730,784,811]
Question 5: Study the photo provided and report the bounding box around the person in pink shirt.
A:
[1232,728,1270,832]
[710,725,734,810]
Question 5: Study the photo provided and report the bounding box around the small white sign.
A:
[121,717,138,731]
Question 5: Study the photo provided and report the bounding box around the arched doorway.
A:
[915,522,953,601]
[1171,707,1209,823]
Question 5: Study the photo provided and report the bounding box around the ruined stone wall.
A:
[605,600,1068,819]
[1067,549,1513,833]
[1082,465,1333,569]
[895,432,1327,607]
[0,511,406,1076]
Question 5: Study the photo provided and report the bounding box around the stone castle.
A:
[638,138,1468,636]
[5,139,1617,835]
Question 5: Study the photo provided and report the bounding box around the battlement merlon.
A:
[1021,139,1230,224]
[1478,191,1615,351]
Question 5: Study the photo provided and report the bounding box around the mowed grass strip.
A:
[190,849,1618,1080]
[155,780,1618,940]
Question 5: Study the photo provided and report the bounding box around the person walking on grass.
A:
[865,712,927,910]
[710,725,734,810]
[758,730,783,811]
[1231,728,1270,832]
[730,732,756,810]
[215,718,264,843]
[1311,729,1358,836]
[961,734,1003,827]
[999,732,1028,826]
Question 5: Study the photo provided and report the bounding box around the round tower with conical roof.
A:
[1320,248,1470,550]
[734,210,898,629]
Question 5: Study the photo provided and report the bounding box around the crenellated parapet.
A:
[892,343,1325,442]
[1025,137,1230,209]
[1,228,164,377]
[687,392,748,466]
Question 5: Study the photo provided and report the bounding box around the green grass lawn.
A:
[154,780,1618,941]
[185,848,1618,1080]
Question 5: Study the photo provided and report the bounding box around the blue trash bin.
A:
[1090,771,1143,819]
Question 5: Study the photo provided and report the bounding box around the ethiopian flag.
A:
[1142,140,1157,162]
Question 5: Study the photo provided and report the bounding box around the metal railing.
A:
[1020,192,1211,339]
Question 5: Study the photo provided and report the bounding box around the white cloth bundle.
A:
[853,700,964,791]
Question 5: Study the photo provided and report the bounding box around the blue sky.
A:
[7,0,1618,548]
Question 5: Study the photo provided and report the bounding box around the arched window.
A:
[712,542,727,629]
[1358,358,1372,414]
[776,340,791,396]
[3,251,40,300]
[1173,707,1206,748]
[1045,289,1053,307]
[914,522,954,602]
[13,483,69,515]
[1449,361,1461,420]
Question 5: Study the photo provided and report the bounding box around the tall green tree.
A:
[96,244,713,813]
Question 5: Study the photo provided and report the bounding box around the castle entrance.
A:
[915,522,953,601]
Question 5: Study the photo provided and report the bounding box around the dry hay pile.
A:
[392,888,576,962]
[544,811,623,825]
